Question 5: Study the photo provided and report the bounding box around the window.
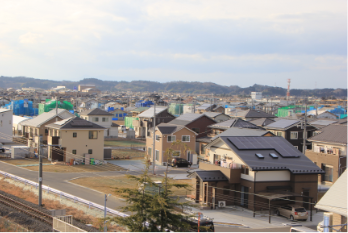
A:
[290,131,298,139]
[72,150,76,154]
[276,132,283,137]
[324,165,333,182]
[155,150,159,161]
[172,151,180,157]
[89,131,98,139]
[182,135,190,142]
[167,135,176,142]
[201,143,206,154]
[192,128,200,134]
[94,117,99,122]
[45,129,48,136]
[156,135,160,141]
[269,153,278,159]
[255,153,264,159]
[88,149,93,154]
[119,114,123,117]
[241,165,249,175]
[73,132,77,138]
[102,117,108,122]
[148,147,152,156]
[147,131,151,137]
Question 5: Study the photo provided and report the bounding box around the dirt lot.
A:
[0,158,126,173]
[111,149,145,160]
[70,175,193,197]
[104,140,145,147]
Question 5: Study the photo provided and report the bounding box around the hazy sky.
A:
[0,0,346,89]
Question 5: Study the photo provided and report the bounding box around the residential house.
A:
[168,113,216,138]
[191,136,324,212]
[46,117,105,162]
[203,112,230,123]
[130,107,149,117]
[249,118,276,127]
[110,109,127,121]
[315,170,347,232]
[133,107,176,138]
[79,108,118,137]
[0,108,13,143]
[316,111,340,120]
[12,115,30,136]
[104,101,123,111]
[195,103,217,114]
[306,124,347,184]
[20,109,75,144]
[146,123,197,165]
[212,105,225,113]
[233,109,277,121]
[264,119,317,152]
[309,119,338,129]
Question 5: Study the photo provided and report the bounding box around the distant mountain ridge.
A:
[0,76,346,97]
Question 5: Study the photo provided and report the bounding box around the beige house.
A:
[20,109,75,144]
[46,117,105,163]
[146,123,198,165]
[80,108,117,137]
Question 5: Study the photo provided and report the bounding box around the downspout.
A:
[253,171,257,217]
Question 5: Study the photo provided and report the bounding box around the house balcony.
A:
[199,161,242,183]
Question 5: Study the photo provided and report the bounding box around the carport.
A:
[255,191,314,223]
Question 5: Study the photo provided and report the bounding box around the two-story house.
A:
[306,124,347,184]
[80,108,118,137]
[20,108,75,144]
[203,112,230,123]
[46,117,105,162]
[133,107,176,138]
[110,109,127,121]
[264,119,317,152]
[191,136,324,214]
[195,104,216,114]
[146,123,197,165]
[233,109,277,121]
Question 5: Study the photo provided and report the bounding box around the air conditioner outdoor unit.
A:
[218,201,226,208]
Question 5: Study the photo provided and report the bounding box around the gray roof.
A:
[310,119,337,126]
[188,170,228,182]
[46,117,106,130]
[315,170,347,216]
[307,124,347,145]
[156,123,185,135]
[196,103,215,110]
[209,118,261,130]
[137,106,167,118]
[249,118,275,127]
[219,136,324,175]
[236,109,277,118]
[21,109,74,127]
[80,108,112,116]
[168,113,211,126]
[0,108,11,113]
[203,112,223,118]
[264,119,300,130]
[212,128,269,140]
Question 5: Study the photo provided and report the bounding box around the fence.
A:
[0,170,129,218]
[53,215,86,232]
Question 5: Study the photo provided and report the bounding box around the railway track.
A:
[0,193,53,225]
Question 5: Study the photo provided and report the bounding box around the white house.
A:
[0,108,13,143]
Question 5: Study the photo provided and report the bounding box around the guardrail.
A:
[0,170,129,218]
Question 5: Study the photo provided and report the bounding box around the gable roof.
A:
[137,106,168,118]
[309,119,338,129]
[21,109,74,127]
[212,128,269,140]
[209,118,261,130]
[264,119,300,130]
[46,117,106,130]
[150,123,198,135]
[168,113,214,126]
[217,136,324,175]
[236,109,277,118]
[203,112,227,118]
[130,107,149,113]
[80,108,112,116]
[315,170,347,216]
[249,118,276,127]
[196,103,215,110]
[307,124,347,145]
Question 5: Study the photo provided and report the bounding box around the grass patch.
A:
[24,163,126,173]
[70,175,193,197]
[111,149,145,160]
[104,140,145,147]
[0,158,50,166]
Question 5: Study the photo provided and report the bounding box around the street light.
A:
[104,194,111,232]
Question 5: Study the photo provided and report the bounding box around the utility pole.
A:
[55,96,58,122]
[38,140,43,207]
[303,98,307,154]
[152,103,156,175]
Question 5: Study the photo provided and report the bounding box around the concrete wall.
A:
[0,109,13,143]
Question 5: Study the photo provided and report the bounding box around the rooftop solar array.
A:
[227,136,301,158]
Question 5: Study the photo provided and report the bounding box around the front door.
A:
[187,151,191,162]
[241,186,249,208]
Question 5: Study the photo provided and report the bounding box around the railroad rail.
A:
[0,193,53,225]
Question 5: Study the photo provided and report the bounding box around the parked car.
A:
[0,143,5,153]
[171,158,192,167]
[276,205,308,221]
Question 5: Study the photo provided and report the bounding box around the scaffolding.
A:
[38,99,74,115]
[3,100,38,116]
[125,117,139,129]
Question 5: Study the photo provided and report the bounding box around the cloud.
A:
[18,32,44,44]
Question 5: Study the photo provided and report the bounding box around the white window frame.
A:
[172,151,180,157]
[276,131,282,137]
[182,135,190,142]
[290,131,298,140]
[294,146,298,149]
[94,117,99,122]
[167,135,176,142]
[155,150,160,161]
[155,135,160,141]
[148,147,152,156]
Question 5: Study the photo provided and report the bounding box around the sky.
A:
[0,0,346,89]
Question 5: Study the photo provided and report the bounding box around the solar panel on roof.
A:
[227,137,300,158]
